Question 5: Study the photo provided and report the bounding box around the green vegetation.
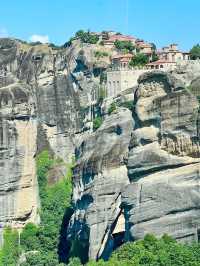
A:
[190,44,200,60]
[119,101,135,111]
[151,52,159,62]
[94,51,109,59]
[68,234,200,266]
[93,116,103,130]
[75,30,99,44]
[129,53,149,67]
[20,150,74,265]
[108,102,117,114]
[68,257,82,266]
[114,40,135,53]
[0,227,20,266]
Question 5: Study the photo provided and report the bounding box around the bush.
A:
[108,103,116,114]
[93,116,103,130]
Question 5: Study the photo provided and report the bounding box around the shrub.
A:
[93,116,103,130]
[108,103,116,114]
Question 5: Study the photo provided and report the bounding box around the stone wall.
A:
[106,69,148,98]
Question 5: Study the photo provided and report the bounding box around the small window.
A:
[160,65,164,68]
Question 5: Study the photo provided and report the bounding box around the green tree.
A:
[20,223,39,251]
[152,52,159,62]
[0,227,20,266]
[20,151,74,265]
[129,53,148,67]
[114,40,135,53]
[190,44,200,59]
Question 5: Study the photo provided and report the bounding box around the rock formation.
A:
[0,37,200,262]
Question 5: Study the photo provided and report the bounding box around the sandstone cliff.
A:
[0,37,200,262]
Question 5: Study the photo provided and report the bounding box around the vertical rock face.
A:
[123,71,200,244]
[68,70,200,260]
[68,109,134,260]
[1,36,200,262]
[0,38,103,231]
[0,84,38,227]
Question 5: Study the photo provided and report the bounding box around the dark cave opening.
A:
[112,231,125,250]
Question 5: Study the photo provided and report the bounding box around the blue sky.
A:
[0,0,199,50]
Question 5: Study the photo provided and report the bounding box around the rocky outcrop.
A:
[122,163,200,243]
[0,83,38,228]
[123,71,200,245]
[68,70,200,261]
[1,36,200,262]
[68,108,133,261]
[0,38,108,233]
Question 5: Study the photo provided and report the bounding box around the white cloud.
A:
[0,28,8,38]
[29,34,49,44]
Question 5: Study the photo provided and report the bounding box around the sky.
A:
[0,0,199,50]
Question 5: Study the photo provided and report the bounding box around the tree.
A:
[0,227,20,266]
[151,52,159,62]
[75,30,99,44]
[150,42,157,51]
[114,40,135,53]
[19,151,74,265]
[190,44,200,59]
[20,223,39,251]
[129,53,148,67]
